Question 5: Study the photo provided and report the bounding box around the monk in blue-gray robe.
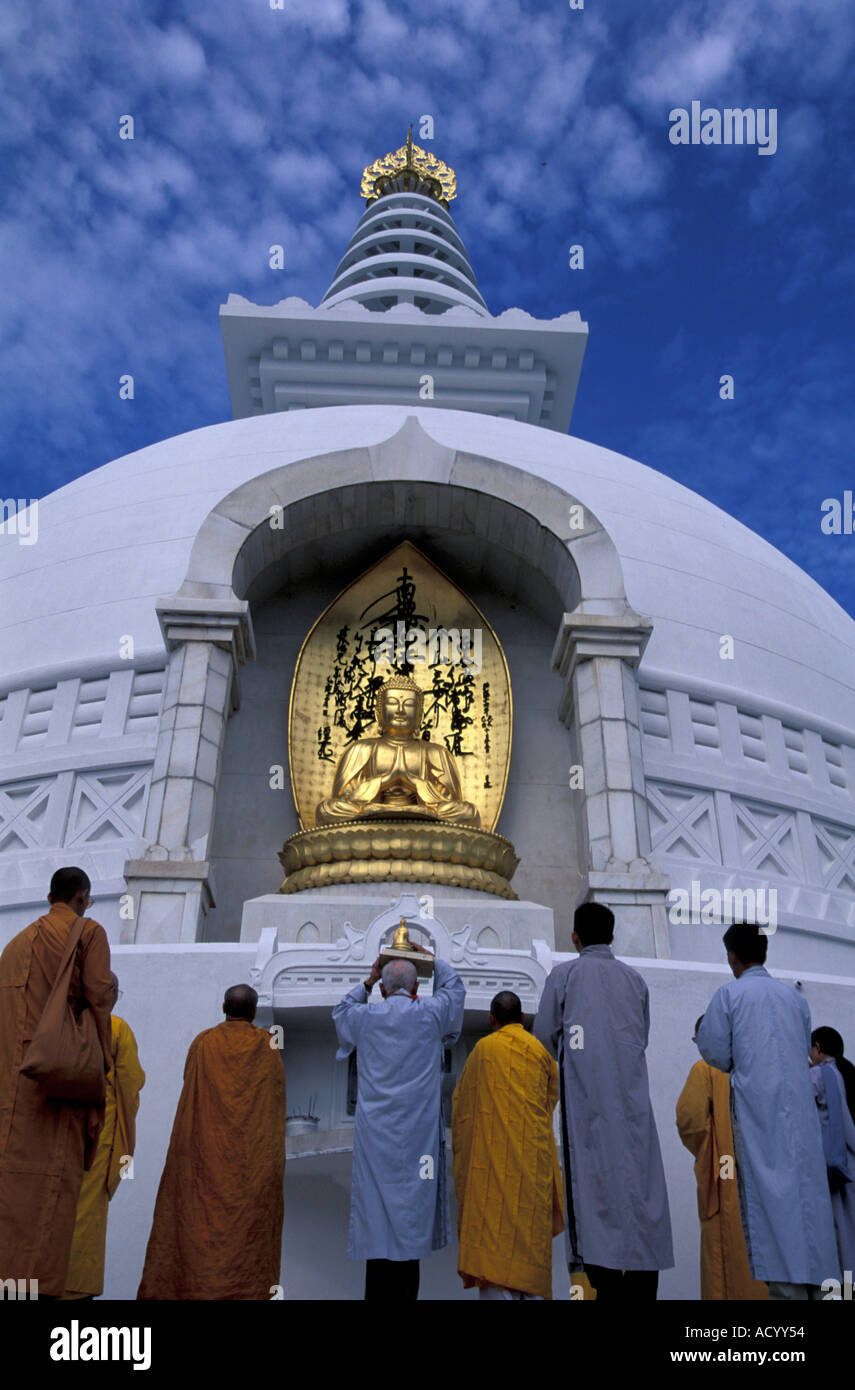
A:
[810,1027,855,1277]
[534,904,674,1296]
[333,948,464,1298]
[697,924,841,1297]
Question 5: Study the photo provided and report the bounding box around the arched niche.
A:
[136,417,666,955]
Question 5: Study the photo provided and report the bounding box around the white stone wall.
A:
[638,679,855,966]
[0,664,165,945]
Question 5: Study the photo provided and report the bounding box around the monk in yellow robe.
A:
[137,983,286,1300]
[0,867,113,1297]
[676,1018,768,1301]
[452,991,564,1300]
[63,975,145,1298]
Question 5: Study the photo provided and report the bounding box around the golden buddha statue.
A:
[392,918,411,949]
[315,674,480,827]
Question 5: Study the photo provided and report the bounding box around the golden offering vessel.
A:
[378,916,435,979]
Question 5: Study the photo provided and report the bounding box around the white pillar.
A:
[553,612,671,957]
[123,597,254,943]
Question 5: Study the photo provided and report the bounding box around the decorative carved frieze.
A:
[0,764,151,853]
[648,776,855,909]
[639,682,852,801]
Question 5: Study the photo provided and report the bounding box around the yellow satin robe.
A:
[453,1022,564,1299]
[63,1014,145,1298]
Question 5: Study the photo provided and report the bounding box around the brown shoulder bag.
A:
[20,915,107,1103]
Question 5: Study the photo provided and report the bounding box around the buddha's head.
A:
[376,674,424,737]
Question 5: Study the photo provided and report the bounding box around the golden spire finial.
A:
[361,133,457,208]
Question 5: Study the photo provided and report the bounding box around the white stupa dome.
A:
[2,405,852,728]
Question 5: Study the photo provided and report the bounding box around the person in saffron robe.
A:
[676,1015,768,1300]
[333,945,464,1301]
[0,866,113,1298]
[452,990,564,1300]
[534,901,673,1300]
[697,923,841,1299]
[137,983,286,1300]
[810,1026,855,1275]
[62,973,145,1299]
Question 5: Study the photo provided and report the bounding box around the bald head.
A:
[381,959,418,996]
[109,972,120,1010]
[489,990,522,1028]
[223,983,258,1021]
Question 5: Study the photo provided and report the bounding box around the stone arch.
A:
[173,415,632,617]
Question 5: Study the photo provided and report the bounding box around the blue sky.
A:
[1,0,853,614]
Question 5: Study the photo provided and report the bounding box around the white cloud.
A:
[282,0,351,38]
[153,24,207,82]
[268,149,345,208]
[633,29,737,105]
[356,0,409,49]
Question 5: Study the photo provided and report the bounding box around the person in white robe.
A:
[697,923,841,1300]
[534,902,674,1299]
[332,945,464,1301]
[810,1026,855,1277]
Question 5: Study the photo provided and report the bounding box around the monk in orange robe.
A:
[0,867,113,1297]
[452,991,564,1300]
[676,1018,768,1301]
[63,975,145,1298]
[137,983,286,1300]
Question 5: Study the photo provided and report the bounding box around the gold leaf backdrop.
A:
[288,542,512,832]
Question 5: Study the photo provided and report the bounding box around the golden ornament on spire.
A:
[361,127,457,207]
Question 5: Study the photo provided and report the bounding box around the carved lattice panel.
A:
[0,777,54,853]
[647,782,722,863]
[65,768,151,845]
[733,798,802,878]
[814,819,855,894]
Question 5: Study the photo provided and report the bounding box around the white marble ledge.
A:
[286,1126,353,1161]
[253,944,553,1016]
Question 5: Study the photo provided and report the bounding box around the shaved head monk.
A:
[137,982,286,1300]
[0,867,113,1297]
[453,990,564,1299]
[333,942,465,1301]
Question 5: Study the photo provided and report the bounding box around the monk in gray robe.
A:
[697,925,841,1299]
[534,902,674,1299]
